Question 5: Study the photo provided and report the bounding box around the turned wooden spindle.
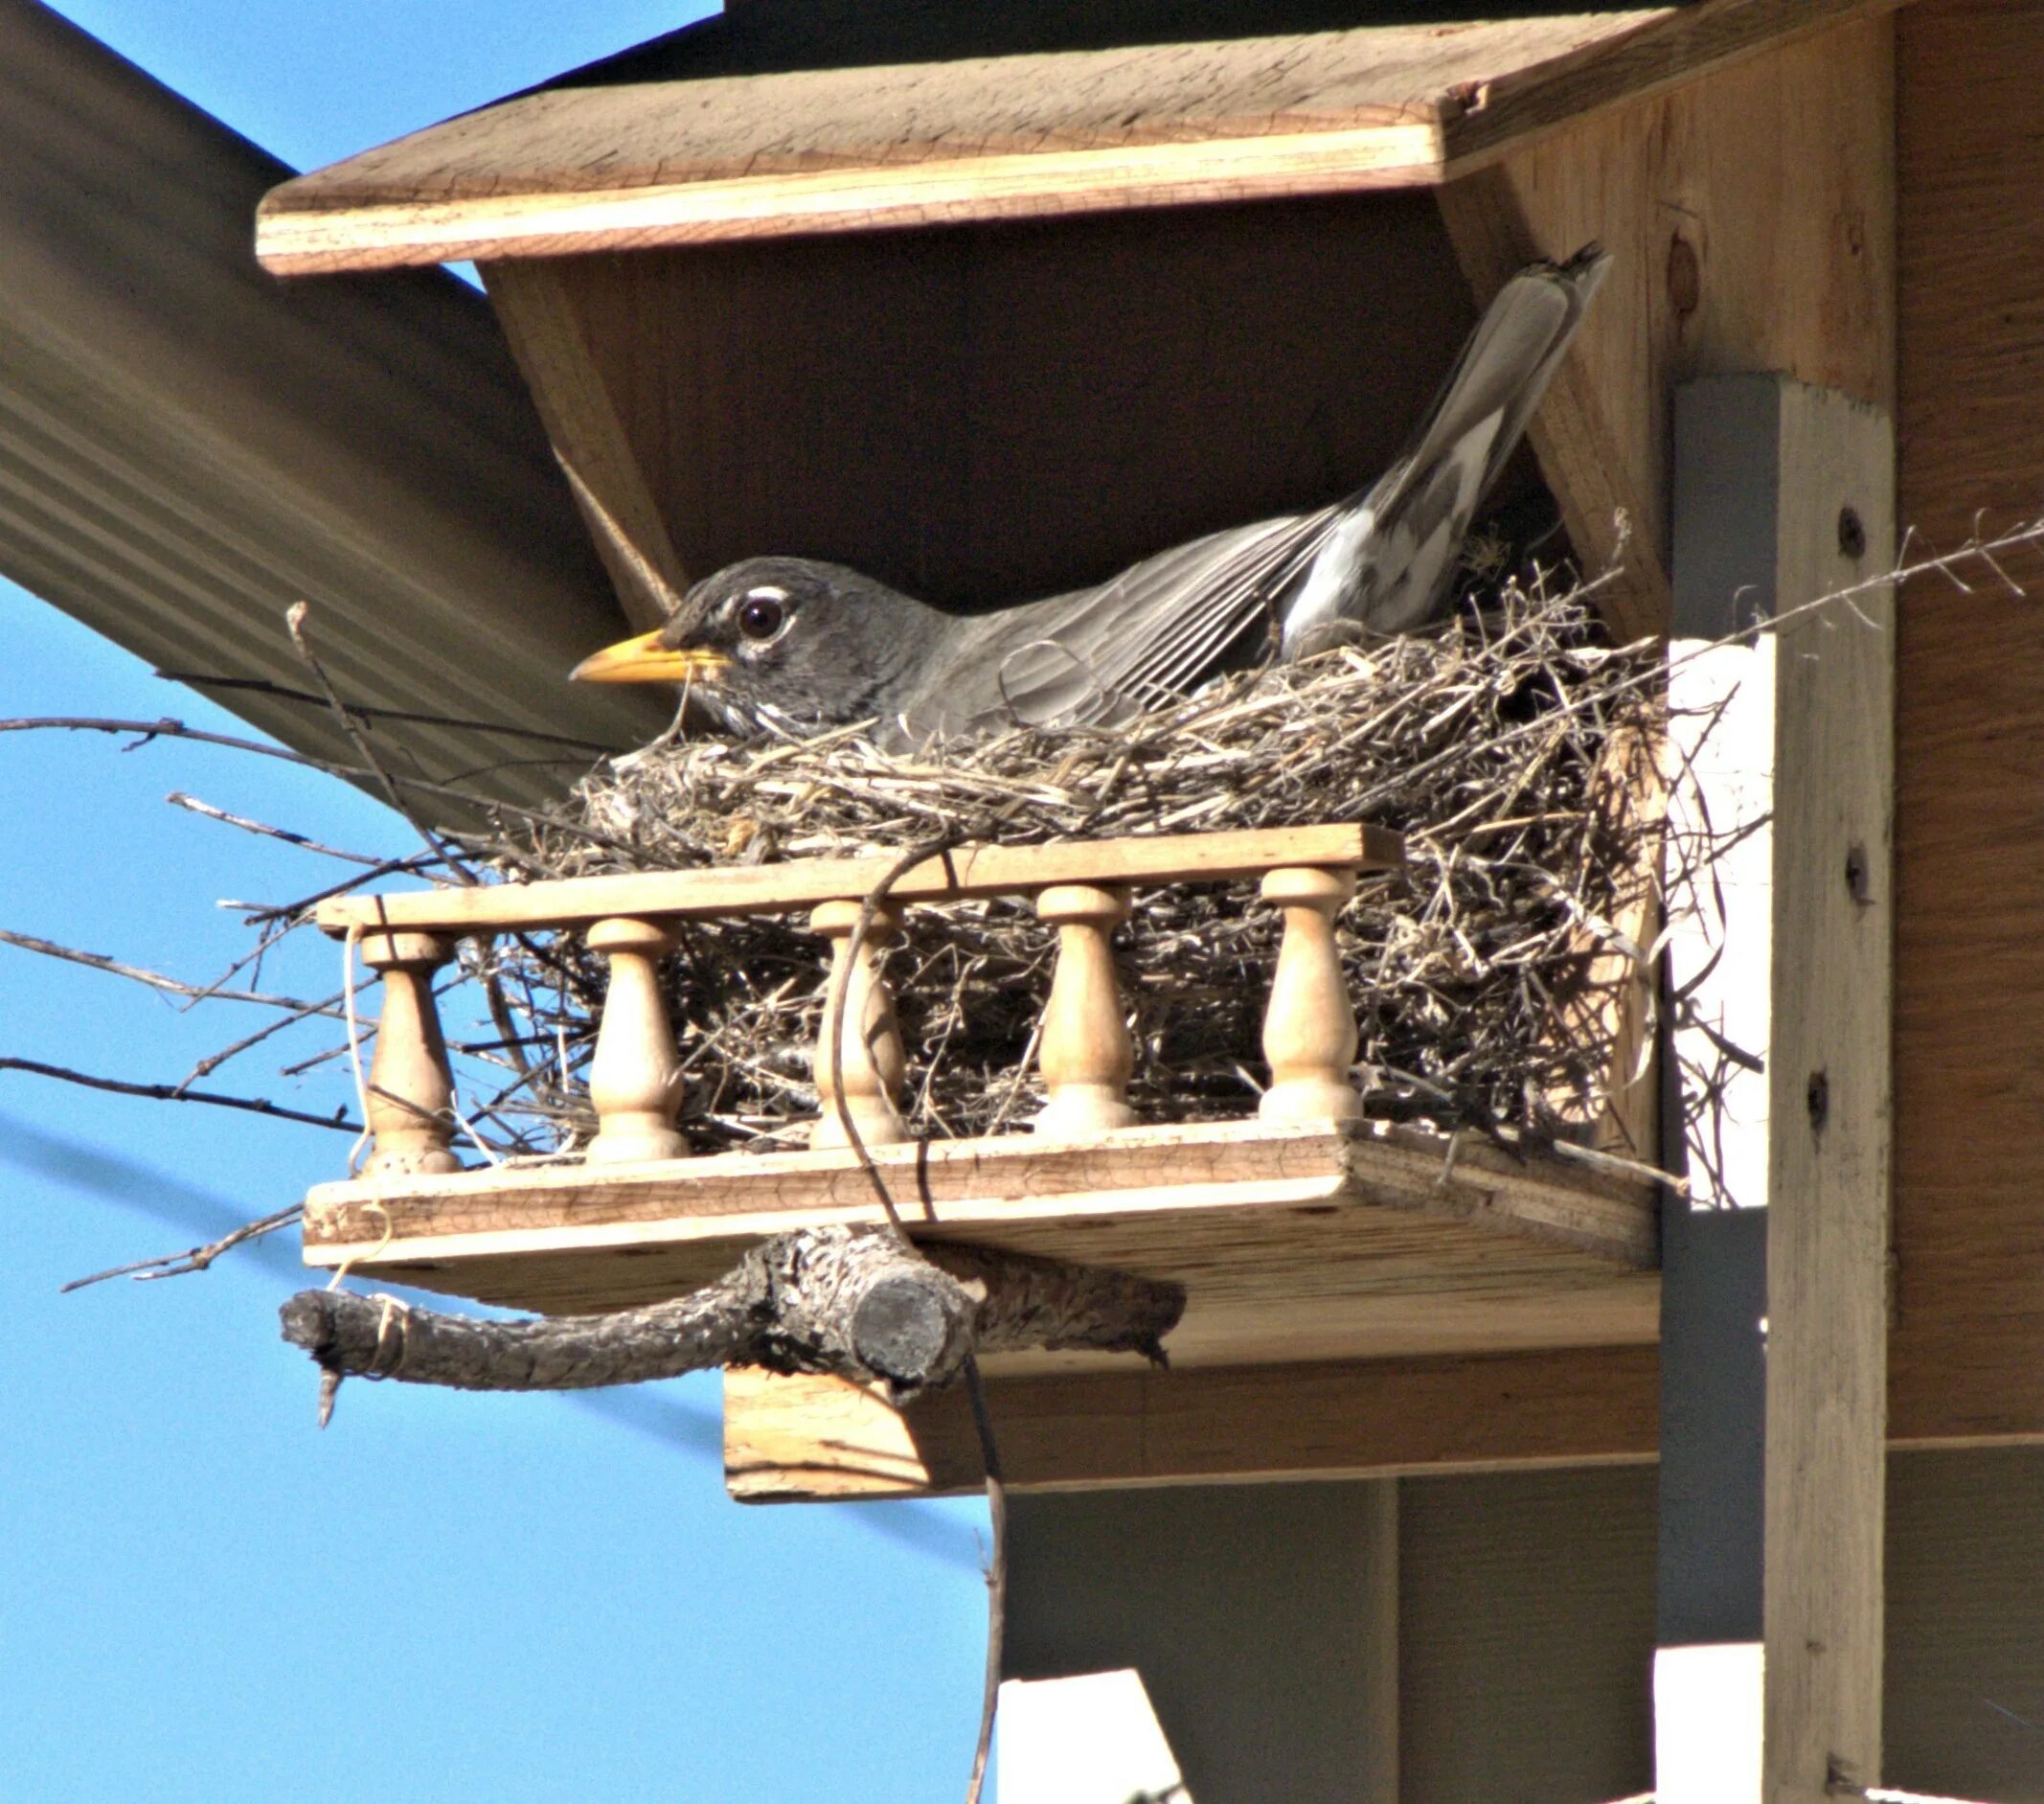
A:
[1033,882,1137,1138]
[810,899,909,1149]
[584,916,689,1163]
[358,928,461,1175]
[1260,864,1365,1124]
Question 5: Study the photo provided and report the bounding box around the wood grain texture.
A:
[253,2,1901,272]
[315,821,1401,934]
[545,194,1479,618]
[1887,0,2044,1484]
[1760,386,1896,1804]
[1442,13,1896,641]
[301,1118,1660,1372]
[483,259,691,628]
[723,1336,2044,1501]
[724,1344,1665,1499]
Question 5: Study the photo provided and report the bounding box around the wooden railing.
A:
[317,823,1404,1177]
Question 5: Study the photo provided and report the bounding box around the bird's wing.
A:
[913,507,1346,739]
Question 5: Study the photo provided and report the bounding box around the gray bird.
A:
[571,245,1609,750]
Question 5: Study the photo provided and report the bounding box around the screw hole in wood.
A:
[1836,505,1867,559]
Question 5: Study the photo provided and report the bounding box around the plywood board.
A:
[303,1118,1659,1373]
[1888,0,2044,1473]
[724,1345,1665,1500]
[254,2,1901,273]
[523,192,1479,613]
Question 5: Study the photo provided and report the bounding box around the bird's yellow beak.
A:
[569,629,732,685]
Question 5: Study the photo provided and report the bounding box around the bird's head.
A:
[570,556,920,732]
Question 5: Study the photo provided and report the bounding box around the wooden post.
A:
[1259,865,1363,1124]
[1033,882,1137,1139]
[1657,376,1895,1804]
[358,928,461,1176]
[810,898,909,1150]
[584,915,688,1163]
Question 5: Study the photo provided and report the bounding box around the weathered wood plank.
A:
[1887,0,2044,1530]
[254,2,1902,273]
[483,259,692,632]
[315,821,1403,934]
[301,1118,1660,1372]
[724,1340,2044,1502]
[1760,385,1896,1803]
[723,1345,1665,1499]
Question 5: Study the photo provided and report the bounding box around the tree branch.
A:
[63,1205,305,1292]
[280,1226,1180,1409]
[0,1057,359,1132]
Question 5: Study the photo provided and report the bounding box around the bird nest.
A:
[480,579,1684,1161]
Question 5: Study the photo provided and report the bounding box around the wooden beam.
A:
[253,2,1903,274]
[483,259,690,632]
[1759,386,1896,1802]
[315,821,1404,934]
[724,1346,1665,1499]
[1888,0,2044,1523]
[724,1337,2044,1502]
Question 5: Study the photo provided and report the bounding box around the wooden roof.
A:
[257,0,1896,273]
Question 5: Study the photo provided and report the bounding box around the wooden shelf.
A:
[255,0,1896,273]
[303,1118,1657,1375]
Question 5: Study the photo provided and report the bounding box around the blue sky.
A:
[3,8,989,1798]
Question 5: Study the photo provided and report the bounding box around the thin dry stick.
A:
[0,716,635,849]
[0,1057,360,1131]
[284,602,480,888]
[174,989,350,1089]
[0,927,342,1018]
[61,1204,305,1292]
[155,671,615,751]
[167,791,398,865]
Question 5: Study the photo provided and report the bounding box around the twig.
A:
[0,926,342,1018]
[156,672,614,751]
[284,603,480,888]
[166,791,398,865]
[175,990,350,1089]
[0,717,634,849]
[62,1204,305,1292]
[0,1057,359,1132]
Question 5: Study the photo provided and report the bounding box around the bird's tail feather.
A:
[1400,242,1611,505]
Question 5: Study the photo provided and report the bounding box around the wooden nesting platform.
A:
[303,1118,1657,1376]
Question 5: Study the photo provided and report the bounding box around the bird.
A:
[569,244,1610,752]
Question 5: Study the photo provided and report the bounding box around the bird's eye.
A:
[737,594,786,642]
